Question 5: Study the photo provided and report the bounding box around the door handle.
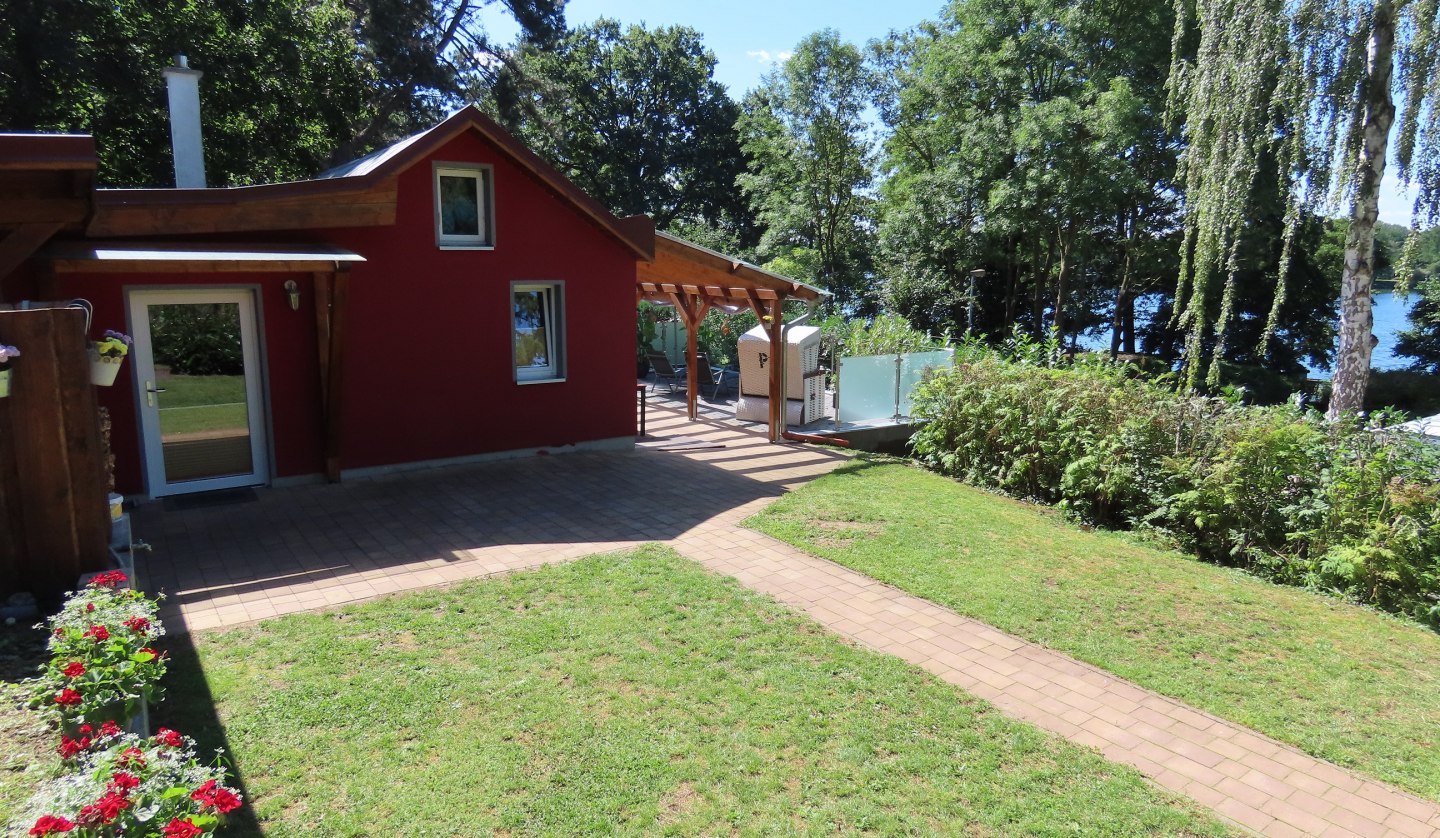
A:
[145,381,167,408]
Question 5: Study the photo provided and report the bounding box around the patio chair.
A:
[647,351,685,393]
[694,353,734,401]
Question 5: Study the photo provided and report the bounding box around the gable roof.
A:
[88,106,655,259]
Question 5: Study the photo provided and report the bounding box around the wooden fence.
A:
[0,306,110,604]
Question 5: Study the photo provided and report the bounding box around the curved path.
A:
[138,401,1440,838]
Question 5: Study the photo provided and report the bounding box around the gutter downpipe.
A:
[778,298,820,444]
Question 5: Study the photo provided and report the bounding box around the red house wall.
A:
[43,127,638,495]
[321,130,638,470]
[50,271,325,495]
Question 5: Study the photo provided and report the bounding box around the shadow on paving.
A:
[130,403,852,631]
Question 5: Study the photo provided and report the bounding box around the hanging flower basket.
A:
[0,345,18,398]
[91,330,132,387]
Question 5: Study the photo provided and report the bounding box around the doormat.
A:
[162,487,259,511]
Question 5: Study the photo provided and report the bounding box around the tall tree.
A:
[1166,0,1440,416]
[489,18,752,235]
[737,30,876,309]
[872,0,1179,344]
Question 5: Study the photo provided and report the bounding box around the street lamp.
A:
[967,268,986,335]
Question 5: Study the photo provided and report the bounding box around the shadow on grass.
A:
[156,630,263,838]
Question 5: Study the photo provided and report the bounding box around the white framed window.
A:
[513,282,565,383]
[434,164,494,248]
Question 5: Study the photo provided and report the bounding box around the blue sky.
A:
[484,0,1417,225]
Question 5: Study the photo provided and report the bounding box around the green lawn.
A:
[747,457,1440,801]
[157,374,247,436]
[161,547,1227,837]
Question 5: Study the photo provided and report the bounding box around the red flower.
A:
[191,779,242,813]
[54,688,83,707]
[61,661,85,678]
[57,735,91,758]
[85,603,95,612]
[162,819,203,838]
[138,647,161,659]
[89,570,128,588]
[211,787,242,813]
[98,720,122,737]
[78,724,93,735]
[76,791,129,826]
[83,625,109,642]
[27,815,75,835]
[52,627,64,638]
[108,771,140,793]
[155,727,184,747]
[117,747,146,769]
[122,616,151,633]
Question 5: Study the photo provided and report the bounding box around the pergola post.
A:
[766,297,784,442]
[668,291,710,421]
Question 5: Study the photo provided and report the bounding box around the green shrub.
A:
[911,355,1440,626]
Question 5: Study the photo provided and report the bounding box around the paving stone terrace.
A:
[133,400,1440,838]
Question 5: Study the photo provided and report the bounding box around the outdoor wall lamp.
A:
[283,279,300,311]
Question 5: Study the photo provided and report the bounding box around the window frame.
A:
[433,163,495,249]
[511,281,566,384]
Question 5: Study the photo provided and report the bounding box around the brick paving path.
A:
[135,400,1440,838]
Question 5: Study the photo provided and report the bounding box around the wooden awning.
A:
[638,232,824,311]
[638,233,827,442]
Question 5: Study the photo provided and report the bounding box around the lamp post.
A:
[966,268,986,335]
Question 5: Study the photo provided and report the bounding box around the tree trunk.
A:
[1328,1,1396,419]
[1052,233,1073,339]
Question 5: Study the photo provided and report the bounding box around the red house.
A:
[1,106,658,498]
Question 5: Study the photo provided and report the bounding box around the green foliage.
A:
[150,305,242,376]
[492,19,754,237]
[910,354,1440,625]
[871,0,1179,344]
[0,0,563,185]
[1395,275,1440,373]
[824,312,948,358]
[737,30,876,311]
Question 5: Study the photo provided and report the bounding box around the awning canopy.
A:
[46,242,366,274]
[638,232,826,314]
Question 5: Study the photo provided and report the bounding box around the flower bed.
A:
[26,571,166,732]
[8,573,242,837]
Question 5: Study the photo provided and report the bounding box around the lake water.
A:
[1080,290,1417,377]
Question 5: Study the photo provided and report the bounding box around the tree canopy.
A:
[0,0,564,186]
[1166,0,1440,415]
[737,30,877,311]
[490,18,752,235]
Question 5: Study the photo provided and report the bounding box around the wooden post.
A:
[767,298,784,442]
[685,309,699,420]
[0,307,109,602]
[312,269,349,482]
[325,268,351,482]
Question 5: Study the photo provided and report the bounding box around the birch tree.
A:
[1167,0,1440,417]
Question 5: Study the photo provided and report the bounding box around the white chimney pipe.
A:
[162,54,206,188]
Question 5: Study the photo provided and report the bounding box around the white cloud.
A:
[747,49,793,66]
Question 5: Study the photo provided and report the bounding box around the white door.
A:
[128,289,269,497]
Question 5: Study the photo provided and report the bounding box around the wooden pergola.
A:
[638,232,826,441]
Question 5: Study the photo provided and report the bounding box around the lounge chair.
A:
[694,353,733,401]
[647,351,685,393]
